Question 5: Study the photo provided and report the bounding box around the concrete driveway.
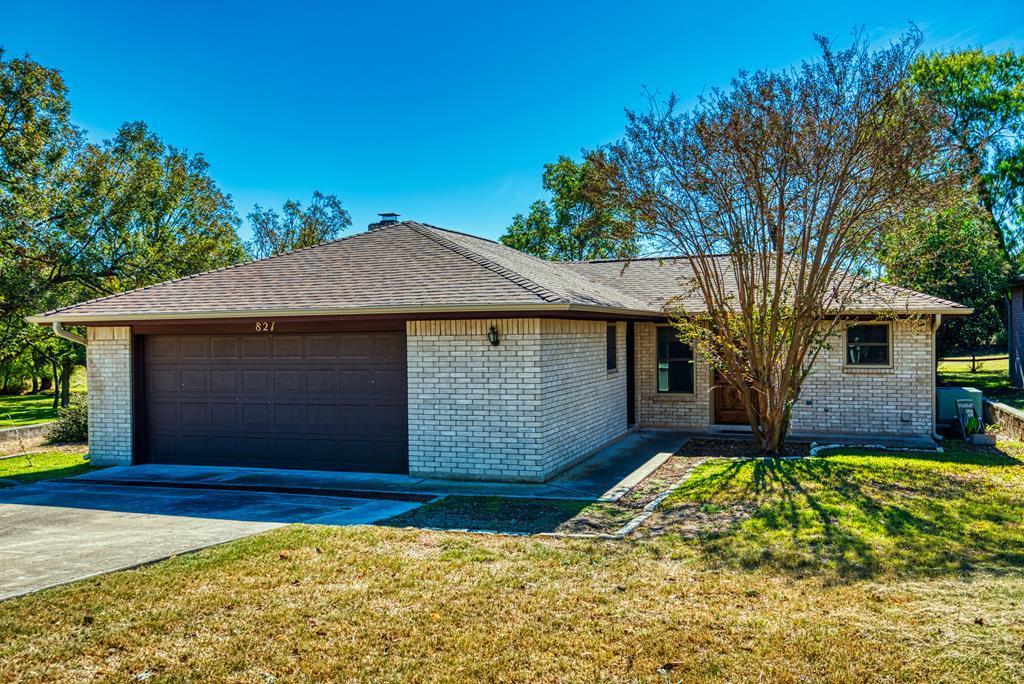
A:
[0,480,421,601]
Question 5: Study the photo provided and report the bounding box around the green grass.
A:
[0,368,88,428]
[0,394,61,428]
[663,441,1024,578]
[0,442,1022,682]
[937,355,1024,409]
[0,449,95,486]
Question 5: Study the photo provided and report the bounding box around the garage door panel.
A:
[149,401,178,426]
[306,335,337,358]
[307,404,339,427]
[180,403,208,425]
[210,336,240,358]
[340,404,372,429]
[339,370,371,393]
[337,334,370,358]
[273,369,304,392]
[180,337,210,359]
[144,332,408,472]
[210,403,238,425]
[242,336,271,358]
[373,369,406,395]
[274,404,303,426]
[273,336,304,358]
[242,369,269,392]
[373,334,406,361]
[180,369,208,393]
[149,369,180,393]
[306,369,337,392]
[375,404,407,431]
[148,337,179,360]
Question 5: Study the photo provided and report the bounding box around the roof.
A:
[29,222,970,324]
[565,256,971,315]
[28,222,654,323]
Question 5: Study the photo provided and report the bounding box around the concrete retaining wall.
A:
[0,422,54,445]
[984,400,1024,441]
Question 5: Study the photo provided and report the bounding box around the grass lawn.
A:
[937,355,1024,409]
[0,368,88,428]
[0,442,1022,682]
[0,448,94,487]
[0,394,61,428]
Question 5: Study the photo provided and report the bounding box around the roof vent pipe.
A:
[52,321,86,346]
[368,212,400,231]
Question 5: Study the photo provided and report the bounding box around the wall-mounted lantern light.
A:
[487,325,500,346]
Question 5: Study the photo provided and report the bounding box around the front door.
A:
[713,371,748,425]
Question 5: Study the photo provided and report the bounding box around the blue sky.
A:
[3,1,1022,241]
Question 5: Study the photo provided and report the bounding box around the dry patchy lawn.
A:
[0,442,1023,682]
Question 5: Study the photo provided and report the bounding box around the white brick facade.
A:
[86,326,133,466]
[633,318,937,438]
[789,318,936,437]
[407,318,627,482]
[634,322,712,430]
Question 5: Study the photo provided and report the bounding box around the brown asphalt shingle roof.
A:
[30,221,969,323]
[29,222,652,322]
[565,256,970,315]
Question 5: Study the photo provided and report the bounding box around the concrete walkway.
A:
[0,481,420,601]
[69,430,691,502]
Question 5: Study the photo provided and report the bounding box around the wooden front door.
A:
[713,371,748,425]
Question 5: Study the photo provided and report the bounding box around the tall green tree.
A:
[501,155,635,261]
[881,198,1009,367]
[247,191,351,259]
[912,49,1024,258]
[1,50,247,401]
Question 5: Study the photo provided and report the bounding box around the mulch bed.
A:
[675,437,811,458]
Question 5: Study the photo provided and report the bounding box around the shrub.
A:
[48,398,88,443]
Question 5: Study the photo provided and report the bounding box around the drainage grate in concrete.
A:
[54,478,439,504]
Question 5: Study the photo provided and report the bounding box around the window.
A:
[846,323,890,366]
[606,324,617,371]
[657,327,694,393]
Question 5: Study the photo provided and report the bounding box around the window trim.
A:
[606,323,618,372]
[843,321,893,369]
[655,325,695,394]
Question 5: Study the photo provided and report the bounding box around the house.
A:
[1009,275,1024,387]
[29,219,970,482]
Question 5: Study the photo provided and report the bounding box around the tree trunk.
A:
[971,348,977,373]
[59,359,73,408]
[31,376,39,394]
[51,359,60,409]
[40,377,52,391]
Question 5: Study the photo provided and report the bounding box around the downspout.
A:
[51,322,86,346]
[932,314,942,442]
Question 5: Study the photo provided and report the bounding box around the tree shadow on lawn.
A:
[661,451,1024,580]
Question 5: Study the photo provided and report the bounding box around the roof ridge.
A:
[406,223,564,303]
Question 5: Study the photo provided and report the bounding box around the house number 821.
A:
[255,321,276,332]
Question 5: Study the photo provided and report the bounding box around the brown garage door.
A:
[142,332,408,473]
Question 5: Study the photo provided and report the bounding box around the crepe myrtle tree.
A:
[598,29,961,453]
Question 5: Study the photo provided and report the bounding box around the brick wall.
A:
[538,319,627,478]
[634,322,711,430]
[86,326,133,466]
[633,318,937,438]
[789,318,936,436]
[406,318,627,482]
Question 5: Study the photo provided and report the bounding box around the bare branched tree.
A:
[599,29,962,452]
